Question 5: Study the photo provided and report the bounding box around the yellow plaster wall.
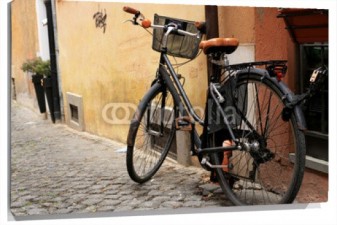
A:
[56,1,207,143]
[218,6,255,43]
[11,0,40,109]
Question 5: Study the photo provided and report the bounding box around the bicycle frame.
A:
[156,52,239,158]
[154,51,320,161]
[132,9,322,162]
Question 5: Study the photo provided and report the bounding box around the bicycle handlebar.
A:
[123,6,151,28]
[123,6,140,15]
[195,21,206,34]
[123,6,204,34]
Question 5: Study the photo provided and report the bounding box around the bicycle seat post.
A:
[208,53,225,83]
[223,53,229,67]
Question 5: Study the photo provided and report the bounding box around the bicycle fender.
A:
[236,68,307,131]
[277,81,307,131]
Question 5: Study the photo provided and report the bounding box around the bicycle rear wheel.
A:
[212,72,306,205]
[126,82,176,183]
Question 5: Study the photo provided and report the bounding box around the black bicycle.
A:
[123,6,328,205]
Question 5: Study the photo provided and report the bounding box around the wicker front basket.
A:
[152,14,202,59]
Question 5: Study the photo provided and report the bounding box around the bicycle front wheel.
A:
[212,72,306,205]
[126,82,176,183]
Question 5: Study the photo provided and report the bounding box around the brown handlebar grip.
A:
[195,21,206,34]
[141,19,151,28]
[123,6,140,15]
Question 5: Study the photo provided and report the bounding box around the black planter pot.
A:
[43,77,55,123]
[31,74,46,113]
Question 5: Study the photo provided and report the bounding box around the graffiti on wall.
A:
[93,8,107,33]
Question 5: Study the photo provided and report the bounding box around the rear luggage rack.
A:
[225,60,288,80]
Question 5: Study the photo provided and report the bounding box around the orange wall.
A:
[219,6,298,90]
[11,0,40,111]
[254,7,327,202]
[254,7,298,90]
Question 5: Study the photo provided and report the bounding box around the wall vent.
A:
[70,104,79,123]
[66,92,84,131]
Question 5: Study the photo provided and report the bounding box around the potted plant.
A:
[21,58,48,113]
[21,58,55,122]
[39,60,56,123]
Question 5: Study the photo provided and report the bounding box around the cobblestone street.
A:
[10,102,231,218]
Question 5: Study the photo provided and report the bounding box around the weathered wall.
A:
[255,8,288,61]
[11,0,40,111]
[56,1,207,143]
[218,7,256,65]
[254,7,298,89]
[218,6,255,43]
[218,7,298,90]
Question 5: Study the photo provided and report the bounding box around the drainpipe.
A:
[44,0,63,122]
[205,5,219,39]
[205,5,219,82]
[51,0,64,121]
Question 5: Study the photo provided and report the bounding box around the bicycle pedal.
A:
[175,116,192,131]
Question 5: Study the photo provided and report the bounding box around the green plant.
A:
[21,57,51,77]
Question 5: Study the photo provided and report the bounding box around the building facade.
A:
[10,0,328,203]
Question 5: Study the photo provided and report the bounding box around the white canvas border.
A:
[1,0,336,224]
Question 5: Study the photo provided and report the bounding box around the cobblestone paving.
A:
[10,102,232,217]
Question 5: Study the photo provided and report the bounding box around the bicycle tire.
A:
[211,72,306,205]
[126,82,176,183]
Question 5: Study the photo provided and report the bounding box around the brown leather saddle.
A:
[199,38,239,55]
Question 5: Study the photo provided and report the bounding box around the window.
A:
[300,44,328,163]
